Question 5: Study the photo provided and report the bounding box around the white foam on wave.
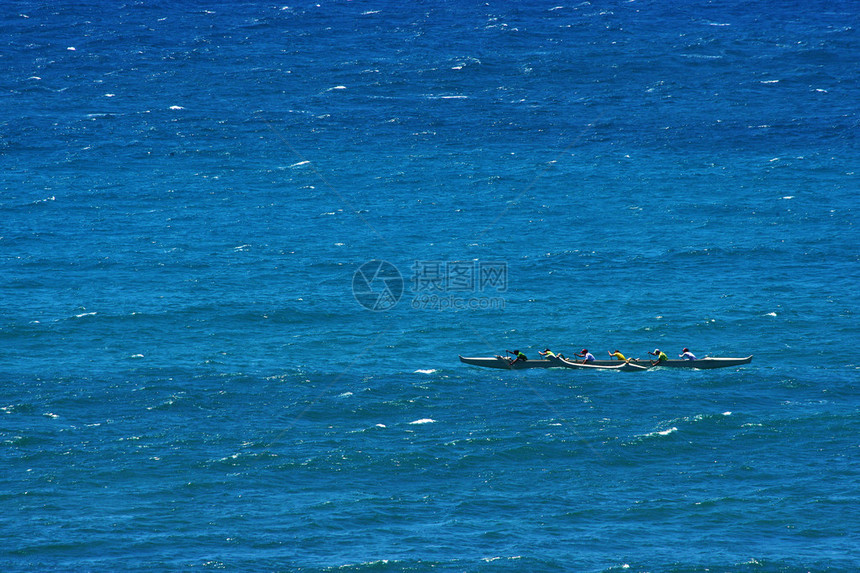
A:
[409,418,435,425]
[289,160,310,168]
[640,427,677,439]
[414,369,436,374]
[765,311,777,316]
[169,105,184,110]
[74,312,97,318]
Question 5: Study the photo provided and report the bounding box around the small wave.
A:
[640,427,677,439]
[169,105,184,110]
[74,312,97,319]
[409,418,435,425]
[414,369,437,374]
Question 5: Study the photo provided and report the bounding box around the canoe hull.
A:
[458,355,753,370]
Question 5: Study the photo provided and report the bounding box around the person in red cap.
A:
[679,348,697,360]
[575,348,595,363]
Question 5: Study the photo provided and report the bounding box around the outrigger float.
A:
[458,355,753,371]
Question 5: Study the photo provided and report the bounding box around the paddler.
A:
[648,348,668,365]
[608,349,628,361]
[539,348,558,359]
[679,348,697,360]
[574,348,595,363]
[506,349,528,365]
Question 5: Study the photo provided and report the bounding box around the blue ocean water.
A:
[1,1,858,571]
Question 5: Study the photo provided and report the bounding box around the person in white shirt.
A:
[575,348,595,363]
[679,348,697,360]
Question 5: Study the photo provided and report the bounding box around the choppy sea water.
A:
[1,1,858,571]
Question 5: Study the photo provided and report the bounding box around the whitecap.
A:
[375,424,386,428]
[766,312,777,317]
[169,105,184,110]
[289,160,310,168]
[414,369,436,374]
[67,46,76,51]
[74,312,97,318]
[761,79,779,84]
[722,411,731,416]
[409,418,435,425]
[338,391,353,398]
[657,427,677,436]
[130,354,144,359]
[781,196,794,200]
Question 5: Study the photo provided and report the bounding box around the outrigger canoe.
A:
[458,355,753,371]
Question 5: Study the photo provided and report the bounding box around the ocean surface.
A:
[2,1,858,571]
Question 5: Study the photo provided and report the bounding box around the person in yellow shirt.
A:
[506,349,528,365]
[608,349,627,361]
[648,348,669,365]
